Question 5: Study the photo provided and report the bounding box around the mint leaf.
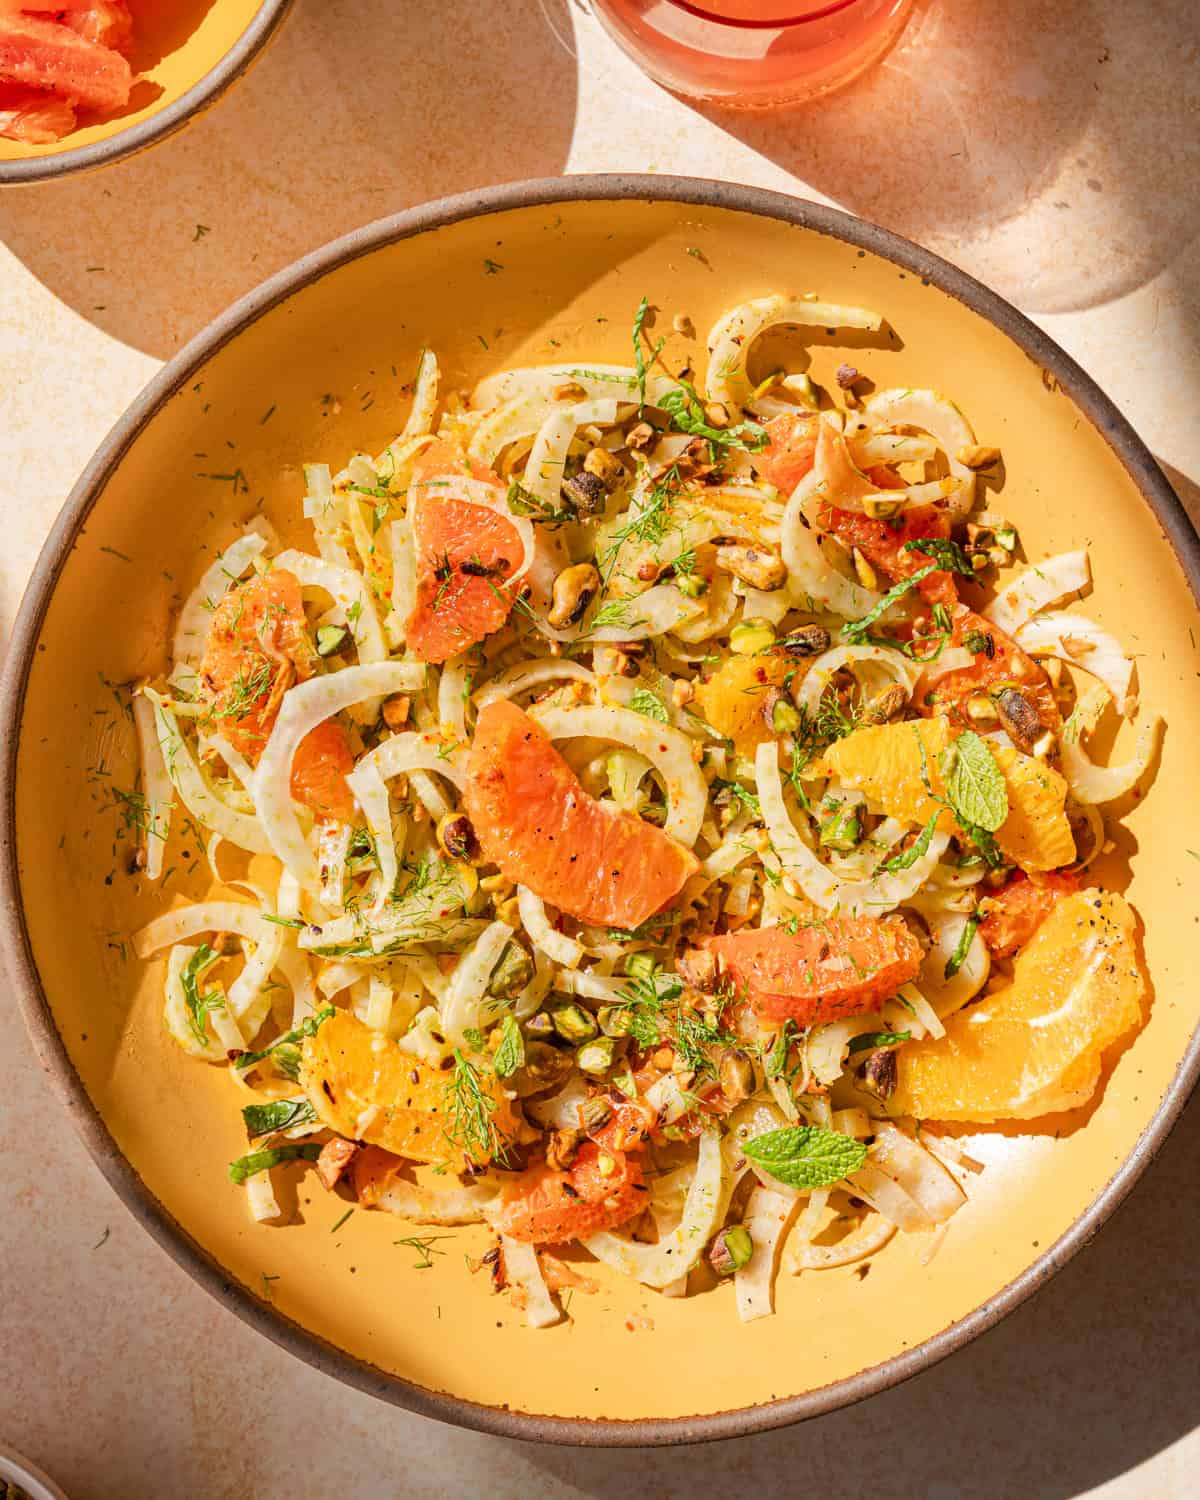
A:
[241,1098,318,1138]
[227,1142,322,1185]
[658,381,766,452]
[940,730,1008,832]
[493,1014,525,1079]
[846,1030,911,1053]
[944,915,980,979]
[629,687,669,723]
[902,537,975,578]
[742,1125,868,1190]
[841,564,939,642]
[877,812,939,874]
[234,1005,335,1072]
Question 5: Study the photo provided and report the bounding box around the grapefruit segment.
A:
[890,889,1144,1121]
[753,412,817,495]
[820,500,958,608]
[923,609,1060,732]
[0,80,72,139]
[702,916,924,1025]
[0,13,131,111]
[489,1142,646,1245]
[404,439,524,664]
[464,699,699,930]
[978,870,1079,959]
[200,569,356,823]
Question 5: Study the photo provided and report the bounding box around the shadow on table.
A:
[523,1092,1199,1500]
[0,0,578,359]
[692,0,1200,315]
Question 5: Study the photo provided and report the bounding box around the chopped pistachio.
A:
[577,1036,616,1077]
[708,1224,754,1277]
[729,618,776,656]
[550,1002,599,1045]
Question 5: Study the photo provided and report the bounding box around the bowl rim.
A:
[0,0,294,186]
[3,174,1198,1446]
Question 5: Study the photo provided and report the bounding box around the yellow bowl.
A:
[0,0,293,183]
[3,179,1198,1443]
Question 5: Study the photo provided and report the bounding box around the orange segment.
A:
[890,890,1145,1121]
[815,718,1076,871]
[693,652,795,758]
[200,569,356,823]
[405,440,524,664]
[464,700,699,930]
[703,916,924,1025]
[490,1142,646,1245]
[301,1012,520,1168]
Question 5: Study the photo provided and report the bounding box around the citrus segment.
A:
[693,652,795,758]
[489,1142,646,1245]
[200,569,356,823]
[703,916,923,1025]
[820,501,958,607]
[890,890,1144,1121]
[753,412,817,495]
[464,700,700,930]
[405,440,524,664]
[923,609,1059,732]
[815,718,1075,872]
[978,870,1079,959]
[301,1011,520,1167]
[0,12,131,111]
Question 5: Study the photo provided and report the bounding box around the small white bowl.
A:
[0,1445,69,1500]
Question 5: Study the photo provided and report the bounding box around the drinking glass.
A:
[590,0,916,108]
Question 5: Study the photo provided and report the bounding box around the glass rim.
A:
[657,0,862,29]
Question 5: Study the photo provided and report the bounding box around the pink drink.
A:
[591,0,915,107]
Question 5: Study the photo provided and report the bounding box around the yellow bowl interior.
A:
[13,195,1200,1428]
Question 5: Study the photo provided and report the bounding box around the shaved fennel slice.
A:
[1060,682,1162,804]
[554,968,628,1006]
[522,405,579,505]
[810,412,965,516]
[375,1174,500,1225]
[735,1185,800,1322]
[254,662,426,891]
[705,294,883,410]
[807,1014,888,1087]
[794,643,922,715]
[530,583,703,647]
[439,920,515,1048]
[245,1171,281,1223]
[919,911,990,1018]
[530,703,707,847]
[200,729,255,790]
[437,656,470,740]
[386,519,416,650]
[584,1129,730,1288]
[163,944,237,1060]
[146,690,272,855]
[795,1210,897,1271]
[275,941,317,1026]
[847,1161,933,1232]
[984,550,1091,635]
[470,362,677,412]
[859,388,977,520]
[897,982,945,1040]
[517,885,584,969]
[850,432,937,467]
[397,348,440,445]
[1015,610,1134,711]
[782,468,882,617]
[500,1237,563,1329]
[474,658,596,709]
[302,462,355,570]
[756,741,948,915]
[870,1123,966,1223]
[131,690,172,879]
[172,528,270,667]
[346,731,463,906]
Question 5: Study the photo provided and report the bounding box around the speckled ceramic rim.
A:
[0,0,294,186]
[3,176,1198,1446]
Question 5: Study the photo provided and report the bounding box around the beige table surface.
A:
[1,2,1197,1496]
